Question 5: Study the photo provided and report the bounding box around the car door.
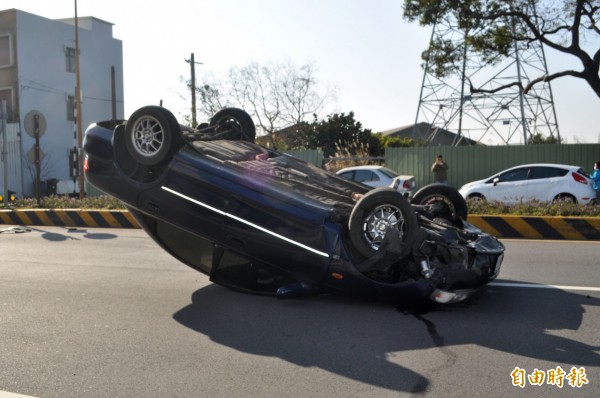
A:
[527,166,568,201]
[486,166,531,203]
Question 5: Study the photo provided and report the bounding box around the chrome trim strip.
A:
[161,186,330,258]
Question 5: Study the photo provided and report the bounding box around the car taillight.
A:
[571,172,588,184]
[403,180,411,189]
[83,155,89,174]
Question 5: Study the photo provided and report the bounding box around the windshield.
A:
[378,167,399,178]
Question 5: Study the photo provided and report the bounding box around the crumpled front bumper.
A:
[417,225,505,292]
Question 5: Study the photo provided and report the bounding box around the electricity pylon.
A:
[413,17,561,146]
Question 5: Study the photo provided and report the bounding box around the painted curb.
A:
[467,215,600,240]
[1,209,599,240]
[0,209,139,229]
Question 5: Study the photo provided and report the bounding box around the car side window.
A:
[155,220,213,275]
[339,171,354,180]
[354,170,378,182]
[497,168,529,182]
[529,167,567,180]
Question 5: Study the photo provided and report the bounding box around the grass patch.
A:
[8,195,126,210]
[466,198,600,217]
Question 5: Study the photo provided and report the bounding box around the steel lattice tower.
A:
[413,15,561,145]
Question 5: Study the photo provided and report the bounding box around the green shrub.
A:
[11,195,125,210]
[466,198,600,217]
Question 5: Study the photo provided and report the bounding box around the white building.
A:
[0,8,124,197]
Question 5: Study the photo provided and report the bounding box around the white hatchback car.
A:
[459,163,595,204]
[336,165,417,197]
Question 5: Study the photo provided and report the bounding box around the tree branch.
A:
[581,2,600,34]
[522,70,585,93]
[469,70,586,95]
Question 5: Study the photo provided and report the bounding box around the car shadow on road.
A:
[454,281,600,365]
[4,226,119,241]
[172,282,599,394]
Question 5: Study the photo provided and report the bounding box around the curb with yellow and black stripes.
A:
[0,209,139,229]
[467,215,600,240]
[1,209,599,240]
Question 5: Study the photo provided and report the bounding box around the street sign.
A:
[27,146,45,163]
[24,110,47,138]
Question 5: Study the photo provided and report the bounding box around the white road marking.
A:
[490,282,600,292]
[0,392,39,398]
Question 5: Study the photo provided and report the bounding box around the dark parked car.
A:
[83,106,504,303]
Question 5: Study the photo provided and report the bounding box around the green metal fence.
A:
[285,144,600,190]
[283,149,324,167]
[385,144,600,189]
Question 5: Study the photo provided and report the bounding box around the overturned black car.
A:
[83,106,504,303]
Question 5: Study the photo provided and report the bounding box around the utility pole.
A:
[111,66,117,121]
[185,53,202,128]
[74,0,85,198]
[1,100,8,209]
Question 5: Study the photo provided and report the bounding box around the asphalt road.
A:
[1,226,599,398]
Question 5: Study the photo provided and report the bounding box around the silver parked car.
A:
[459,163,596,204]
[336,165,417,197]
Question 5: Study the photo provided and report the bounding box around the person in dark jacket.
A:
[431,154,449,184]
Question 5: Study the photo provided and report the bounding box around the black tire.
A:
[411,184,468,221]
[210,108,256,142]
[553,193,576,204]
[349,188,419,258]
[124,106,181,167]
[467,193,486,202]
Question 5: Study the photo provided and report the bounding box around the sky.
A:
[4,0,600,144]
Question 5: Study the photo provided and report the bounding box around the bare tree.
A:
[281,63,332,126]
[193,61,335,149]
[228,62,285,148]
[195,73,227,120]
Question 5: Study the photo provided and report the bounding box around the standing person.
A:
[431,154,449,184]
[590,161,600,204]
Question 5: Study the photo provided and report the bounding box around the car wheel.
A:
[210,108,256,142]
[467,193,486,202]
[349,188,419,258]
[124,106,182,167]
[553,193,576,204]
[411,184,468,221]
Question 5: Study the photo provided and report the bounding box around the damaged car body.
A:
[83,106,504,304]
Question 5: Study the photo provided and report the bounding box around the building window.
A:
[67,95,75,121]
[0,88,14,119]
[66,47,76,73]
[0,34,13,67]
